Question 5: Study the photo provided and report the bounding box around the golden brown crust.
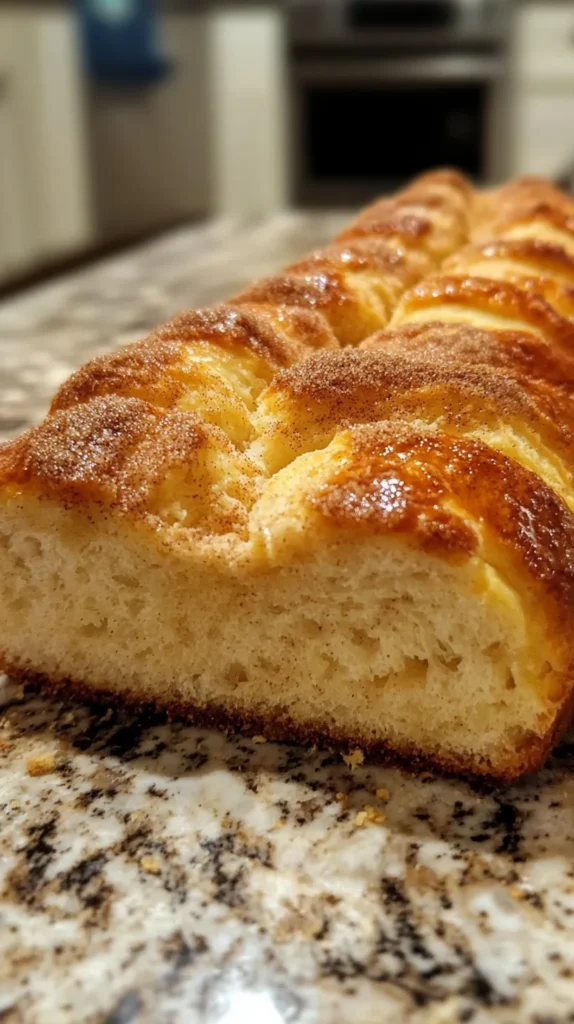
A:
[239,303,339,353]
[269,346,560,423]
[287,237,425,280]
[52,305,320,414]
[52,335,193,413]
[233,267,388,350]
[312,425,574,641]
[392,274,574,349]
[153,305,312,366]
[446,238,574,282]
[232,268,372,346]
[0,396,259,533]
[1,395,164,506]
[257,348,574,499]
[475,205,574,252]
[477,175,574,235]
[443,239,574,319]
[363,320,574,395]
[343,169,473,227]
[285,239,431,324]
[412,167,475,200]
[5,168,481,520]
[337,207,433,243]
[336,169,471,256]
[230,169,473,347]
[314,427,478,562]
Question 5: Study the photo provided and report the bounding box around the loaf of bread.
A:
[1,170,573,782]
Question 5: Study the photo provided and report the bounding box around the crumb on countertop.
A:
[26,753,57,777]
[140,855,162,875]
[252,735,267,744]
[510,885,527,901]
[342,749,364,770]
[273,910,325,944]
[425,997,463,1024]
[376,787,390,801]
[354,806,386,828]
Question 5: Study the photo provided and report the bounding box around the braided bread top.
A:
[2,168,574,658]
[0,169,474,527]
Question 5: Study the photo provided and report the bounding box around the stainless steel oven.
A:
[288,0,511,206]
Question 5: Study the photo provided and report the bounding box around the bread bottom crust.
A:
[4,657,573,786]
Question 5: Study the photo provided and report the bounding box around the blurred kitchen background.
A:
[1,0,573,291]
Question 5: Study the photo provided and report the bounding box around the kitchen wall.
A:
[511,2,574,184]
[87,11,212,243]
[2,1,574,287]
[0,2,291,286]
[0,5,93,281]
[209,7,287,218]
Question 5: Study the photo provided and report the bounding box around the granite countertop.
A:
[2,215,574,1024]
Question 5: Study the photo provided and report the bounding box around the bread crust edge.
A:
[4,657,573,786]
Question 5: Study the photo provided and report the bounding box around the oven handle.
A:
[293,54,503,84]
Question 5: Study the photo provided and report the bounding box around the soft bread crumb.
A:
[26,753,56,776]
[252,735,267,744]
[1,518,557,782]
[140,855,162,875]
[376,787,390,800]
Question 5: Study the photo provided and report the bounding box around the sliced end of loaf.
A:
[2,421,572,782]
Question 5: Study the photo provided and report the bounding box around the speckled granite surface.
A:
[2,214,574,1023]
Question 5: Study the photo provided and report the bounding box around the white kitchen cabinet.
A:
[515,1,574,86]
[0,16,38,279]
[511,1,574,179]
[0,7,93,282]
[207,7,288,216]
[515,91,574,178]
[88,13,210,243]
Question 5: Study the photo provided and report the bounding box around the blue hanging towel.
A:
[75,0,170,87]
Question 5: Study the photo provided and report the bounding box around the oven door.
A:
[291,53,506,206]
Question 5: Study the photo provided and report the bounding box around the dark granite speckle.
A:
[103,991,142,1024]
[1,677,574,1021]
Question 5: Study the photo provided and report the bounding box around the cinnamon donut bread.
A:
[1,170,573,782]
